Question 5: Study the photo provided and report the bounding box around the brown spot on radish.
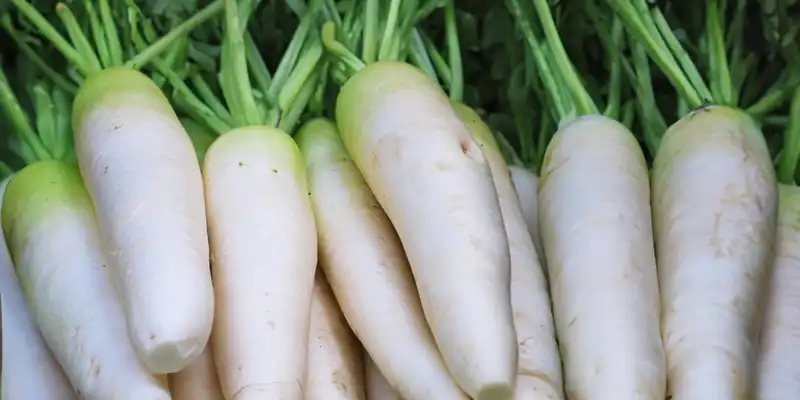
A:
[459,138,484,164]
[149,333,156,340]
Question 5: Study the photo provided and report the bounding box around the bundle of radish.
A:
[508,0,666,398]
[608,0,779,397]
[7,0,225,374]
[0,65,76,398]
[322,3,518,398]
[132,0,324,396]
[419,4,565,397]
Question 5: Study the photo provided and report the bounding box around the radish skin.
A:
[335,61,517,400]
[168,343,224,400]
[0,176,76,399]
[508,165,544,264]
[652,106,777,399]
[306,271,365,400]
[454,104,563,399]
[295,118,466,400]
[757,183,800,399]
[365,354,402,400]
[538,115,665,399]
[1,161,171,400]
[204,126,317,400]
[72,68,213,373]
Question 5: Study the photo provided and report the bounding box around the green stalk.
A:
[31,84,57,153]
[605,0,705,108]
[706,0,734,105]
[125,0,224,70]
[190,73,235,125]
[278,39,324,112]
[1,19,78,93]
[362,0,379,63]
[507,0,572,122]
[99,0,124,66]
[408,28,439,81]
[603,17,624,119]
[82,0,111,68]
[268,11,316,102]
[0,68,52,163]
[321,22,366,78]
[531,0,598,115]
[443,0,463,103]
[778,85,800,184]
[377,0,403,60]
[421,31,451,85]
[642,0,713,103]
[245,32,273,106]
[219,0,261,126]
[10,0,92,75]
[278,68,321,133]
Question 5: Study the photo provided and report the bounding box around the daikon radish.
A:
[72,69,213,374]
[652,107,777,398]
[539,116,664,399]
[10,0,224,373]
[168,343,224,400]
[508,166,543,260]
[508,0,666,397]
[757,183,800,399]
[295,118,466,400]
[455,103,563,399]
[306,271,365,400]
[365,355,402,400]
[204,127,317,400]
[183,2,324,398]
[2,161,170,400]
[609,3,779,397]
[0,176,76,399]
[334,59,516,400]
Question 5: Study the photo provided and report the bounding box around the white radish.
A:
[0,176,76,399]
[335,61,517,400]
[757,183,800,399]
[203,126,317,400]
[168,343,224,400]
[1,160,171,400]
[72,68,213,373]
[365,354,402,400]
[652,106,777,399]
[538,115,665,398]
[509,165,544,264]
[295,117,466,400]
[306,271,365,400]
[455,104,564,399]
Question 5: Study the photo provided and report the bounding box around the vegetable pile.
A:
[0,0,799,399]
